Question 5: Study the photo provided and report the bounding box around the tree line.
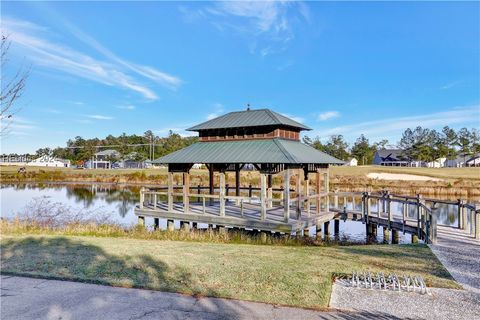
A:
[303,126,479,164]
[35,130,197,165]
[3,126,478,166]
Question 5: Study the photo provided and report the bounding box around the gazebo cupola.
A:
[189,108,310,142]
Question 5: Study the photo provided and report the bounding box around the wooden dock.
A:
[134,187,480,244]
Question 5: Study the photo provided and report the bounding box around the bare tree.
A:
[1,34,30,136]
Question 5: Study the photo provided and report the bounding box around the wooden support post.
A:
[168,172,174,211]
[183,172,190,213]
[323,167,328,212]
[154,218,159,230]
[219,172,226,217]
[303,227,310,237]
[334,190,338,209]
[138,216,145,227]
[153,193,157,210]
[296,170,301,219]
[235,164,241,197]
[218,225,226,234]
[260,173,267,221]
[411,234,418,244]
[197,184,201,202]
[392,229,399,244]
[283,169,290,222]
[316,223,322,240]
[372,224,377,237]
[304,175,310,215]
[192,222,198,229]
[180,221,190,232]
[462,200,467,230]
[334,219,340,237]
[475,205,480,240]
[209,164,214,206]
[167,219,174,232]
[324,221,330,240]
[383,227,390,244]
[139,187,145,209]
[386,192,392,229]
[431,203,438,244]
[315,170,321,214]
[260,231,267,244]
[267,174,273,209]
[366,192,371,223]
[416,194,422,238]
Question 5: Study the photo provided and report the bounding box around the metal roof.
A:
[95,149,121,157]
[152,138,343,165]
[375,149,410,162]
[187,109,311,131]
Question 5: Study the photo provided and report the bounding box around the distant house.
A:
[445,154,471,168]
[344,158,358,166]
[27,155,70,168]
[426,157,446,168]
[87,149,121,169]
[373,149,413,166]
[466,153,480,167]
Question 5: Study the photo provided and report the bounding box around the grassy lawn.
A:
[0,234,458,309]
[330,165,480,180]
[1,164,478,180]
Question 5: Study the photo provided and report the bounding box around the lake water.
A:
[2,183,467,244]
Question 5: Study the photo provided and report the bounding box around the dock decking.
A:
[134,189,480,244]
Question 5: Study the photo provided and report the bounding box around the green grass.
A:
[330,165,480,180]
[0,234,459,309]
[2,164,478,180]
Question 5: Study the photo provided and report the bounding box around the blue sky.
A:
[1,1,479,154]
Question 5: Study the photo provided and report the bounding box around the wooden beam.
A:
[209,164,214,206]
[260,173,267,220]
[168,172,173,212]
[304,173,309,214]
[267,174,273,208]
[283,169,290,222]
[235,164,241,197]
[324,169,330,211]
[219,172,225,217]
[316,170,321,214]
[183,172,190,213]
[296,169,301,220]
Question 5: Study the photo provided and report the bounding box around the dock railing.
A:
[328,190,479,243]
[139,185,330,224]
[138,186,479,243]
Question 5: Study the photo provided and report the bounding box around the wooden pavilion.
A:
[135,108,344,234]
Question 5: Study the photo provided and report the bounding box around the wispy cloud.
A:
[206,103,225,120]
[183,1,310,56]
[116,105,136,110]
[317,111,340,121]
[281,113,304,124]
[86,114,114,120]
[312,105,480,140]
[3,16,182,100]
[441,81,462,90]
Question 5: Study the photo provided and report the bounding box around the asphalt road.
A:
[0,275,387,320]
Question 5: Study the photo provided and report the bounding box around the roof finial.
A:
[246,103,250,111]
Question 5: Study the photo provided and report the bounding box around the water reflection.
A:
[1,183,140,225]
[1,183,476,243]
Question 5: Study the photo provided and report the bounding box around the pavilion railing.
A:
[139,186,330,223]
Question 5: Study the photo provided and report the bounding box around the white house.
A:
[27,155,70,168]
[426,157,446,168]
[344,158,358,166]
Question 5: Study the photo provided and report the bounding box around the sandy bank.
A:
[367,172,443,181]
